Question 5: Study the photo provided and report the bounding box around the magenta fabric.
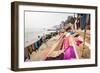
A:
[64,46,76,60]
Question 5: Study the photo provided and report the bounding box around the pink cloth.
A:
[24,48,29,60]
[32,43,35,51]
[64,46,76,60]
[63,36,70,49]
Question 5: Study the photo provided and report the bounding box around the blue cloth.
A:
[34,41,39,49]
[69,31,75,35]
[80,14,87,30]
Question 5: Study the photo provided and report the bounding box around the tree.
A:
[66,16,76,24]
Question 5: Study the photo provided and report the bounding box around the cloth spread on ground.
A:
[45,53,64,60]
[64,46,76,60]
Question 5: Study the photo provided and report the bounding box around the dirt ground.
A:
[27,30,90,61]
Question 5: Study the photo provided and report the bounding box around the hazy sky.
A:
[25,11,74,32]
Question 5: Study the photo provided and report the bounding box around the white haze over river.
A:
[25,11,74,47]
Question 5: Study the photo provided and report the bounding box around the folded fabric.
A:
[64,46,76,60]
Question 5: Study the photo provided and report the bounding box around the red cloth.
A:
[76,39,82,46]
